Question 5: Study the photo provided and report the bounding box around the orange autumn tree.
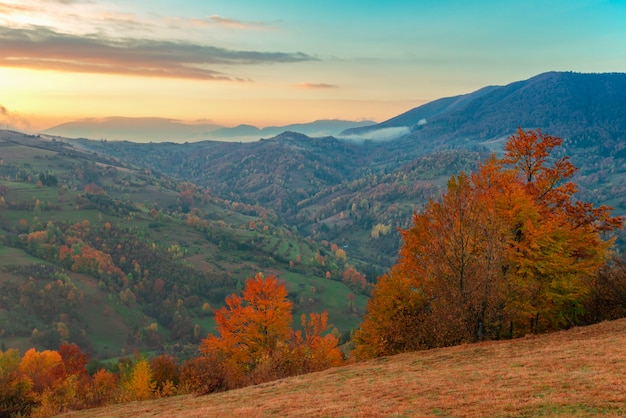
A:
[200,273,293,385]
[200,273,343,389]
[291,312,344,373]
[354,128,622,359]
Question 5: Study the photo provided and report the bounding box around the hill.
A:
[0,131,368,359]
[63,319,626,417]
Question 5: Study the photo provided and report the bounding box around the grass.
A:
[63,318,626,417]
[0,173,368,357]
[0,246,45,267]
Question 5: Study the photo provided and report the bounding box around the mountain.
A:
[42,117,222,142]
[3,70,626,365]
[343,71,626,152]
[211,119,376,140]
[43,117,375,143]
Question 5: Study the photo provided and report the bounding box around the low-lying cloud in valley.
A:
[339,126,411,142]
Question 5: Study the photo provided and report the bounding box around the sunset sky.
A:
[1,0,625,132]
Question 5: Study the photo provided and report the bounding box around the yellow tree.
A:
[1,349,36,416]
[121,358,156,401]
[500,128,621,333]
[352,268,430,359]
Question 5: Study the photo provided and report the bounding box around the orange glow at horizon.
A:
[1,67,425,131]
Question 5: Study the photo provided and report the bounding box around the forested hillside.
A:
[0,131,369,362]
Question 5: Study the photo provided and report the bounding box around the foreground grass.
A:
[64,319,626,417]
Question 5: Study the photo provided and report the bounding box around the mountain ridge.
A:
[43,117,375,143]
[342,71,626,150]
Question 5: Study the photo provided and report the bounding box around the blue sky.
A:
[1,0,625,131]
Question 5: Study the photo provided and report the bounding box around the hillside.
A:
[64,319,626,417]
[0,131,368,359]
[346,71,626,148]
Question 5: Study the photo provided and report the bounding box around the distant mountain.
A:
[43,117,375,143]
[343,71,626,151]
[42,117,221,142]
[211,119,376,140]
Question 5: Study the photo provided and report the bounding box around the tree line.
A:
[353,129,624,358]
[0,274,343,417]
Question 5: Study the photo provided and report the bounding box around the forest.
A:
[1,128,626,417]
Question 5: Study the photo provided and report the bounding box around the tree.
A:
[397,172,510,345]
[200,273,292,381]
[354,129,622,358]
[292,312,343,373]
[1,349,36,417]
[121,358,156,401]
[200,273,343,388]
[353,268,431,359]
[499,128,621,333]
[19,348,62,393]
[58,343,89,379]
[149,354,179,394]
[89,368,117,407]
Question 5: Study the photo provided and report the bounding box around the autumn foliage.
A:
[354,129,622,359]
[199,273,343,390]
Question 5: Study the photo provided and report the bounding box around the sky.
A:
[1,0,625,132]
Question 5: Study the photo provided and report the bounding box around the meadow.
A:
[63,318,626,417]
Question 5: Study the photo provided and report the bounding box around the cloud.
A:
[43,0,94,3]
[190,15,272,31]
[0,0,91,15]
[339,126,411,142]
[0,25,316,80]
[95,12,152,32]
[0,104,31,130]
[0,3,36,14]
[296,82,338,89]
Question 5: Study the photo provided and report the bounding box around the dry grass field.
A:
[61,318,626,417]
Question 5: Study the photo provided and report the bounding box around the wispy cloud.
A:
[95,11,152,32]
[296,82,338,89]
[0,25,316,80]
[43,0,94,4]
[0,104,31,130]
[0,2,36,14]
[190,14,273,31]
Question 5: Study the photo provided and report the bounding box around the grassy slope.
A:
[0,135,368,357]
[65,319,626,417]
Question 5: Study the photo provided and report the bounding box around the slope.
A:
[64,318,626,417]
[0,131,369,359]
